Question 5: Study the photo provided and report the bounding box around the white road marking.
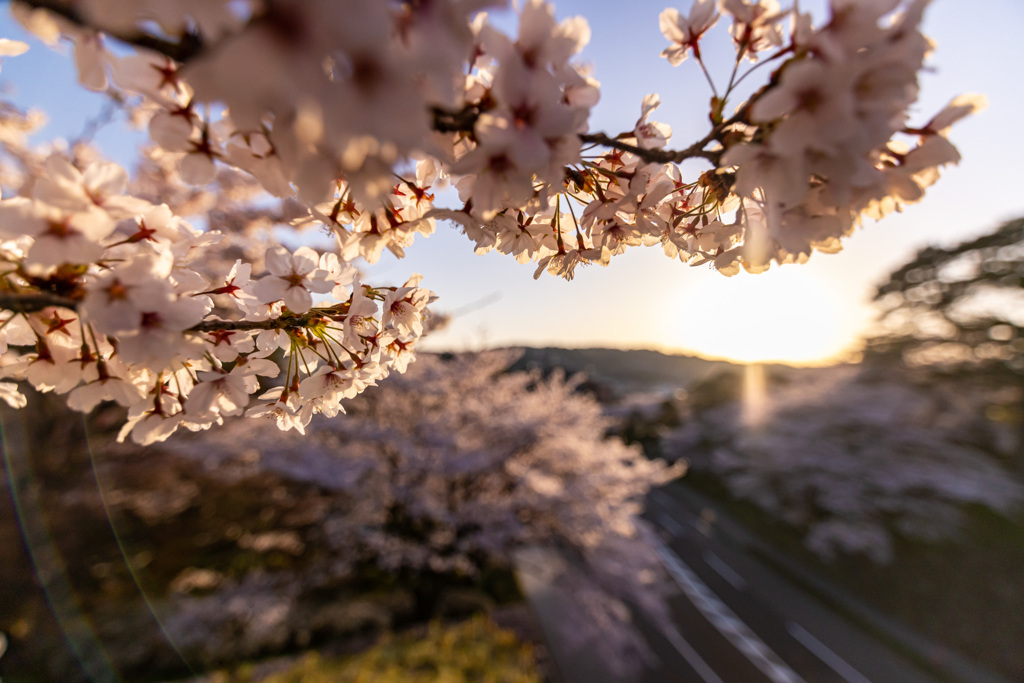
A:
[658,511,687,536]
[650,489,688,515]
[662,624,727,683]
[650,490,713,532]
[787,622,872,683]
[653,537,805,683]
[703,550,748,590]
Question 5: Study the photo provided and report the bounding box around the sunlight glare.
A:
[742,363,768,427]
[667,267,855,364]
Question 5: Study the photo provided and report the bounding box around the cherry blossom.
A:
[659,0,719,65]
[251,245,331,314]
[186,357,279,423]
[0,0,981,442]
[0,380,27,407]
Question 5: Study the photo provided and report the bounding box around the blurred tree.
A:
[193,350,683,675]
[869,217,1024,371]
[867,217,1024,469]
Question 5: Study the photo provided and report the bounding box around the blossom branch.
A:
[188,312,340,334]
[0,0,979,446]
[429,104,483,134]
[11,0,203,62]
[579,131,721,165]
[0,292,77,313]
[14,2,727,170]
[0,293,343,335]
[431,104,724,166]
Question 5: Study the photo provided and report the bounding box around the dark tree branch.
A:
[189,313,335,333]
[578,131,721,165]
[0,292,344,333]
[429,105,482,134]
[431,104,726,167]
[0,292,76,313]
[11,0,204,63]
[17,0,732,169]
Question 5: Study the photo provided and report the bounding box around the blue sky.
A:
[1,1,1021,364]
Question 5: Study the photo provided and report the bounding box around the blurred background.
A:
[1,1,1022,682]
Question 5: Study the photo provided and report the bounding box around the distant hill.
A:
[507,347,737,394]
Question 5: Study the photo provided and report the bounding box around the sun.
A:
[665,265,860,365]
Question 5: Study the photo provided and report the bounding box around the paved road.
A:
[636,488,943,683]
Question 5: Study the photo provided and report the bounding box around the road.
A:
[634,488,943,683]
[518,484,1005,683]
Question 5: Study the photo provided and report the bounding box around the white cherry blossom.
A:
[252,245,333,313]
[0,0,981,443]
[659,0,719,65]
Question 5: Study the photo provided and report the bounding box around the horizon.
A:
[420,341,859,369]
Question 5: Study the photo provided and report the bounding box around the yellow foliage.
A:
[223,615,540,683]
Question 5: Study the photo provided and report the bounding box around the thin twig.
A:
[579,131,721,165]
[69,92,125,148]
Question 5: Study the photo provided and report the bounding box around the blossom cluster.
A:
[0,0,982,438]
[434,0,985,278]
[0,145,435,444]
[7,0,981,284]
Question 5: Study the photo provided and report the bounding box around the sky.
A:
[0,1,1022,365]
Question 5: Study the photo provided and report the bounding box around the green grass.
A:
[214,615,541,683]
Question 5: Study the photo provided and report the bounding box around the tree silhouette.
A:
[867,217,1024,469]
[869,217,1024,371]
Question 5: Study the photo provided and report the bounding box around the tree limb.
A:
[11,0,204,63]
[430,104,724,166]
[0,292,342,333]
[189,314,333,333]
[17,0,728,168]
[0,292,77,313]
[578,131,721,165]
